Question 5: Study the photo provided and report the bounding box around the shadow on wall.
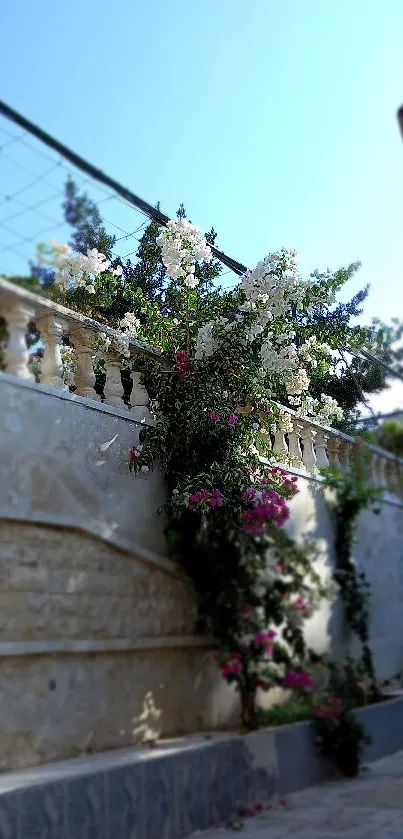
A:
[285,478,346,664]
[288,477,403,682]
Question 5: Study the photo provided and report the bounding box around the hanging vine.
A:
[322,461,381,685]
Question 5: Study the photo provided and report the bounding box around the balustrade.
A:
[0,276,152,414]
[1,276,403,499]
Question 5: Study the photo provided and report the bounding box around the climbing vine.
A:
[322,462,381,686]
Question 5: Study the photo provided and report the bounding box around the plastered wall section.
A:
[285,476,403,681]
[1,376,403,770]
[0,376,168,558]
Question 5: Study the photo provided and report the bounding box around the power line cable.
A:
[1,99,402,389]
[0,100,248,276]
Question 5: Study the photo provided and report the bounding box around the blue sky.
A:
[2,0,403,408]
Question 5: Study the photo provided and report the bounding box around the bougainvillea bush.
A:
[124,221,338,727]
[43,224,341,728]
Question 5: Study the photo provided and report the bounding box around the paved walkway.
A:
[192,750,403,838]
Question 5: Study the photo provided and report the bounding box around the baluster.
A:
[338,439,352,474]
[36,314,64,389]
[300,422,317,473]
[273,427,288,458]
[384,460,399,497]
[104,356,126,409]
[288,421,303,468]
[327,435,341,470]
[314,429,329,469]
[130,371,149,408]
[365,450,377,486]
[69,327,99,401]
[2,299,35,380]
[373,454,387,490]
[130,370,152,421]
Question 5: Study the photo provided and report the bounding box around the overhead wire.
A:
[0,99,401,396]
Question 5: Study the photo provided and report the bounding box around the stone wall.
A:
[1,375,403,771]
[0,521,196,642]
[0,521,239,770]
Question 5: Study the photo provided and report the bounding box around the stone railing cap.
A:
[2,276,402,467]
[0,276,159,359]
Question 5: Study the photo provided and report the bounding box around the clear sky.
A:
[2,0,403,409]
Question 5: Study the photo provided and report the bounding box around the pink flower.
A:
[241,492,290,535]
[174,350,194,380]
[188,488,224,510]
[254,629,277,658]
[293,596,309,613]
[221,657,243,678]
[316,697,343,719]
[209,410,221,423]
[189,489,211,509]
[228,414,238,428]
[210,489,224,508]
[241,487,257,503]
[282,476,299,496]
[283,670,314,692]
[129,448,137,463]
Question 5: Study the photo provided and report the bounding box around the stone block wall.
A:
[0,522,196,642]
[0,521,239,771]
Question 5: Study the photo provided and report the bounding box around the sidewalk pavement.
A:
[189,749,403,838]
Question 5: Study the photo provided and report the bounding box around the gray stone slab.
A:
[1,697,403,839]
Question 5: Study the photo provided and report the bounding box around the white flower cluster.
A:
[284,366,310,396]
[239,249,302,315]
[192,244,341,426]
[296,394,343,425]
[260,331,299,374]
[194,317,237,360]
[299,335,332,368]
[93,331,130,360]
[119,312,141,338]
[243,306,273,342]
[157,219,212,288]
[53,244,122,293]
[277,410,294,433]
[195,321,216,359]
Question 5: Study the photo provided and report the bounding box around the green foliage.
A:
[257,699,313,728]
[327,657,382,707]
[322,465,381,683]
[63,176,116,258]
[362,420,403,458]
[313,701,370,777]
